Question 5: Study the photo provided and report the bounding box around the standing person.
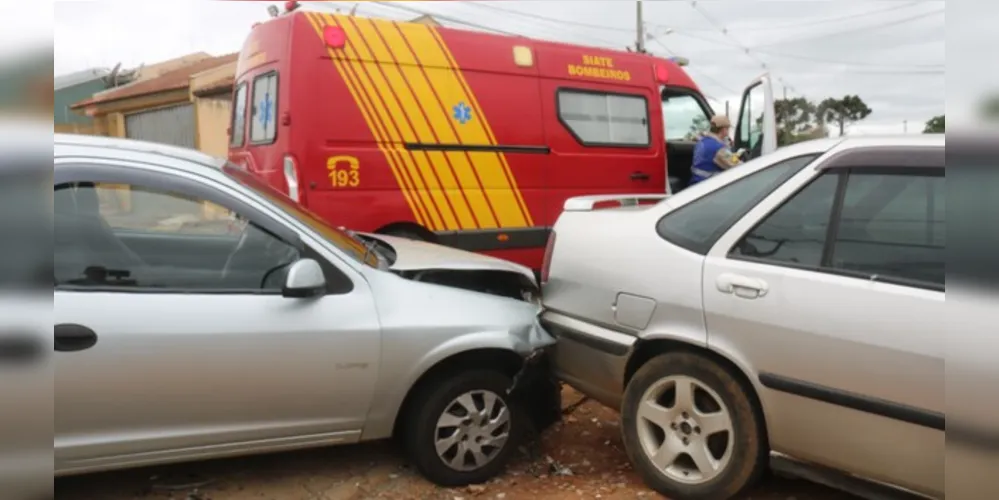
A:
[689,115,741,186]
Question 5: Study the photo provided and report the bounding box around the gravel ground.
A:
[55,388,857,500]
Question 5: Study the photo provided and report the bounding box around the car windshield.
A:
[221,163,379,267]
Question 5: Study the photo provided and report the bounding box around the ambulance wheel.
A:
[382,228,426,241]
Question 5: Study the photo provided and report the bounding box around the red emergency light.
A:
[654,63,669,84]
[323,25,346,48]
[285,1,299,12]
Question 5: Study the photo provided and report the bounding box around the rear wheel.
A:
[404,370,525,486]
[621,352,766,500]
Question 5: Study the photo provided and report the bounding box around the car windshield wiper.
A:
[343,229,382,265]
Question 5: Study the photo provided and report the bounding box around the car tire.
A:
[404,370,525,487]
[621,352,766,500]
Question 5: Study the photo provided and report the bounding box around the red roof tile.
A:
[72,53,239,109]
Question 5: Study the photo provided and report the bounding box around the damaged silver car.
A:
[53,134,560,486]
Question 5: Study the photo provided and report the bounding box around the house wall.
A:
[194,95,232,157]
[54,80,108,125]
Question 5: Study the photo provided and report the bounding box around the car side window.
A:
[728,167,944,289]
[832,170,944,286]
[656,154,819,255]
[54,181,301,292]
[730,172,839,267]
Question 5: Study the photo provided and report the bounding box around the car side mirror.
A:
[282,258,326,298]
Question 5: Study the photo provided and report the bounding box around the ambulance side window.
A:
[229,82,248,147]
[249,71,278,145]
[662,92,711,142]
[557,89,649,147]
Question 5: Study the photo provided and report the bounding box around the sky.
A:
[46,0,946,135]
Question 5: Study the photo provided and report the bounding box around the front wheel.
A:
[403,370,525,486]
[621,352,766,500]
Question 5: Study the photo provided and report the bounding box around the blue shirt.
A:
[690,135,726,185]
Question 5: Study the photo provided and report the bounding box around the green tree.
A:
[923,115,945,133]
[980,94,999,122]
[818,95,873,136]
[685,114,708,141]
[774,97,818,146]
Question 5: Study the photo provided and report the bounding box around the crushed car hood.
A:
[359,232,537,284]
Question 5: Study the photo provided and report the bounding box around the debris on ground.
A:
[54,387,856,500]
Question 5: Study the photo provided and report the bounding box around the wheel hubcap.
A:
[434,390,510,471]
[635,375,735,484]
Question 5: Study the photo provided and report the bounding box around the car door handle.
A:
[630,171,650,181]
[54,324,98,352]
[716,273,768,299]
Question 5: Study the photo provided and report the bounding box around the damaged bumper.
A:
[507,315,562,432]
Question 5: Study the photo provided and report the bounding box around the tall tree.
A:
[818,95,873,136]
[980,94,999,121]
[774,97,817,146]
[923,115,945,133]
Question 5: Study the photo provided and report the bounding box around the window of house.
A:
[662,93,711,141]
[54,182,300,292]
[557,89,649,147]
[229,82,248,147]
[657,154,819,255]
[249,72,278,144]
[831,169,944,287]
[730,172,840,267]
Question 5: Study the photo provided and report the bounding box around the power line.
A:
[688,0,800,96]
[464,1,634,34]
[750,7,944,49]
[749,48,944,69]
[364,1,524,37]
[460,2,627,49]
[651,37,738,96]
[728,1,924,31]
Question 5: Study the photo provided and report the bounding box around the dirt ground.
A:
[55,388,856,500]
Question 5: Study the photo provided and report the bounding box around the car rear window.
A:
[656,154,819,255]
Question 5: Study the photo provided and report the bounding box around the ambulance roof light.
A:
[654,63,669,84]
[668,56,690,67]
[284,1,299,13]
[323,25,347,49]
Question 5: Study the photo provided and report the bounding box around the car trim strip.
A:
[758,372,945,431]
[539,311,635,357]
[816,145,945,171]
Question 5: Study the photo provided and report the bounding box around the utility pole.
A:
[636,0,645,53]
[903,120,908,134]
[783,85,787,100]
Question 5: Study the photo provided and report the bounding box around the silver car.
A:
[541,135,944,499]
[53,134,561,486]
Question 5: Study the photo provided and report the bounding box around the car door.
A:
[733,73,777,160]
[700,145,944,497]
[54,159,381,473]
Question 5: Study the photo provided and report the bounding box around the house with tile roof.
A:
[70,52,239,151]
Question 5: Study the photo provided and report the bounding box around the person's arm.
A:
[713,147,741,170]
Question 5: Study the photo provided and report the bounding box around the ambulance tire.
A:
[403,369,526,487]
[382,228,426,241]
